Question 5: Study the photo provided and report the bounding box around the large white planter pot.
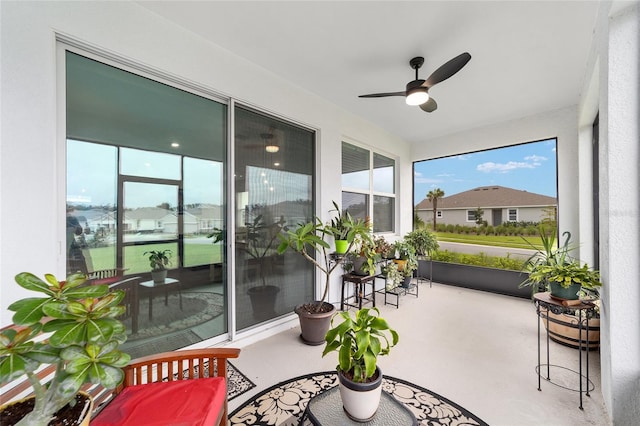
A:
[337,367,383,422]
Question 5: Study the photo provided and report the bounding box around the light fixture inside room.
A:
[261,132,279,153]
[405,87,429,106]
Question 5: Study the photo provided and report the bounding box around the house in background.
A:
[415,185,557,227]
[1,2,638,424]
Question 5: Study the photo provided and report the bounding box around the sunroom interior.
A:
[1,1,638,425]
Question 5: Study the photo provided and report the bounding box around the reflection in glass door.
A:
[65,50,228,359]
[234,107,315,330]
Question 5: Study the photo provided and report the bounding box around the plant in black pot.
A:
[393,240,417,288]
[519,226,602,300]
[0,272,130,426]
[344,236,381,277]
[277,202,371,345]
[322,307,398,422]
[143,249,172,283]
[240,215,285,319]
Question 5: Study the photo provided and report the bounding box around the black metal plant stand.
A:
[534,292,597,410]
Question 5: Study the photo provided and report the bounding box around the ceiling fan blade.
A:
[419,97,438,113]
[423,52,471,88]
[359,91,406,98]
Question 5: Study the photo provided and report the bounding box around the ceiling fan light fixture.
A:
[265,144,279,153]
[406,88,429,106]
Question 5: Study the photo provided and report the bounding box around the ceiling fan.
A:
[359,52,471,113]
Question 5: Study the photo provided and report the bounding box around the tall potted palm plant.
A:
[277,202,372,345]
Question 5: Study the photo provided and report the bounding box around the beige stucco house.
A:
[416,185,557,227]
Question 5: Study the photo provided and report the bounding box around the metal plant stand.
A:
[534,292,597,410]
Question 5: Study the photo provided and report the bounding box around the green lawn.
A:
[434,232,547,250]
[86,243,223,274]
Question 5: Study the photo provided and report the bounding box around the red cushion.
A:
[92,377,226,426]
[91,277,120,286]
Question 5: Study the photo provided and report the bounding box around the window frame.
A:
[341,140,396,233]
[508,208,518,222]
[466,210,476,222]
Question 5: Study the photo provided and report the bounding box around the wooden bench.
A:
[1,347,241,426]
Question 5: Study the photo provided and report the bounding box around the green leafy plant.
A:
[528,261,602,290]
[519,226,572,291]
[0,272,130,426]
[322,307,398,383]
[393,240,418,277]
[405,228,439,257]
[373,236,394,259]
[277,202,372,313]
[143,249,172,272]
[328,201,356,241]
[381,262,403,290]
[343,236,381,276]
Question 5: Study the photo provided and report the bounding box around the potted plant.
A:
[519,226,597,299]
[373,236,394,259]
[322,307,398,421]
[404,228,439,258]
[0,272,130,426]
[144,249,172,283]
[520,226,603,349]
[328,201,356,254]
[344,235,381,276]
[393,240,417,287]
[238,215,285,320]
[277,202,372,345]
[381,262,403,290]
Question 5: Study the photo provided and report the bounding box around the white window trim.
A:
[436,211,443,218]
[466,210,476,222]
[341,140,397,233]
[508,208,518,221]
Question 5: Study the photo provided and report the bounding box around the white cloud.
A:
[437,173,454,177]
[476,161,536,173]
[524,155,547,162]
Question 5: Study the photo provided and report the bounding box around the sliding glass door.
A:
[234,107,315,330]
[65,51,227,358]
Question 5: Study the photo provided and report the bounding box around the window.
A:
[466,210,475,222]
[508,209,518,221]
[341,142,395,232]
[437,211,443,218]
[66,50,227,356]
[234,106,315,331]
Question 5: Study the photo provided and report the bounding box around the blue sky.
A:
[413,139,557,205]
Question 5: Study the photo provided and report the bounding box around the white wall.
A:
[595,2,640,424]
[412,105,581,249]
[0,1,411,325]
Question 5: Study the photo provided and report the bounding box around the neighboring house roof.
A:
[186,205,223,219]
[124,207,171,220]
[415,186,557,210]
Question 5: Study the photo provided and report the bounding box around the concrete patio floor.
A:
[229,281,610,425]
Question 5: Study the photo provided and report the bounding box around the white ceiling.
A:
[137,1,600,146]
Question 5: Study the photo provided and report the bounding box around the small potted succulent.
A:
[144,249,172,283]
[0,272,130,426]
[322,307,398,421]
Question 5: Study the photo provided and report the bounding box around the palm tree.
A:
[427,188,445,230]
